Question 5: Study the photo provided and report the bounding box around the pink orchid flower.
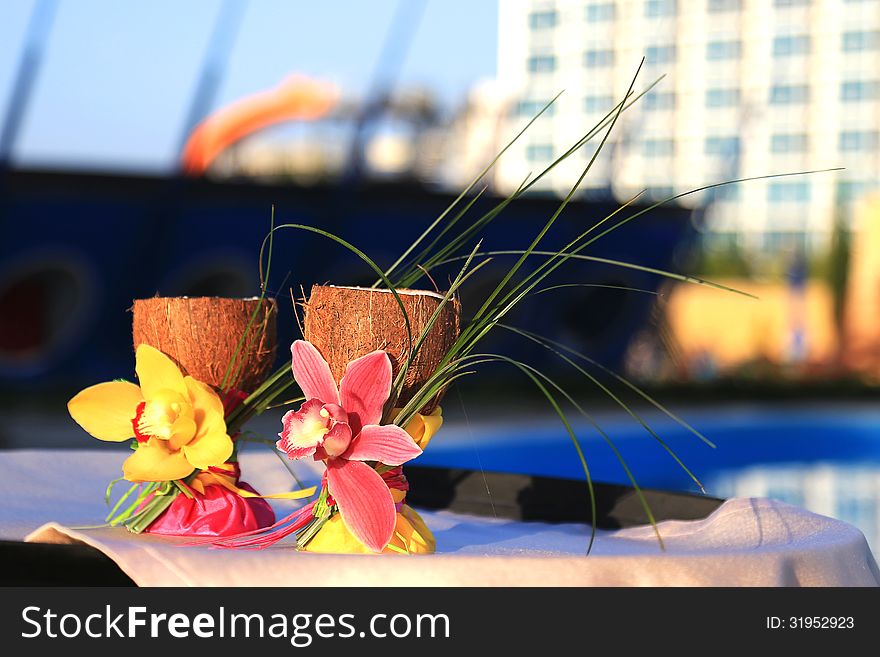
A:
[276,340,423,552]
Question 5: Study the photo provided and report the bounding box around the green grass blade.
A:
[433,250,756,298]
[510,329,716,449]
[390,243,490,406]
[381,92,564,283]
[575,168,846,256]
[392,76,666,289]
[262,222,415,362]
[443,61,646,370]
[221,205,276,392]
[499,323,707,492]
[391,186,490,285]
[470,353,664,551]
[527,283,660,298]
[466,354,598,553]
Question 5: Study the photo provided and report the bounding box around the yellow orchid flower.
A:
[68,344,234,483]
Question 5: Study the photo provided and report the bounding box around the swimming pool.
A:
[419,404,880,555]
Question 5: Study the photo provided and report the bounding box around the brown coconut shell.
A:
[302,285,460,411]
[132,296,277,393]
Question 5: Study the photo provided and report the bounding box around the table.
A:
[2,449,878,586]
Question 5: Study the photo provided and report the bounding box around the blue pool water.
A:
[421,404,880,554]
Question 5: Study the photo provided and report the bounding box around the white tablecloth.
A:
[3,449,878,586]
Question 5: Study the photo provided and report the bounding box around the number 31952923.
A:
[766,617,854,629]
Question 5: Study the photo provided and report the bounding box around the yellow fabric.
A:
[67,381,143,442]
[402,406,443,450]
[304,505,435,555]
[193,467,316,500]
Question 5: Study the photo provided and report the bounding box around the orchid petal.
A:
[181,413,233,469]
[339,350,392,431]
[291,340,339,404]
[184,376,225,421]
[276,438,319,461]
[344,424,422,466]
[326,459,396,552]
[68,381,143,442]
[123,440,194,482]
[322,421,353,457]
[277,398,331,460]
[135,344,188,399]
[167,415,198,450]
[321,403,348,424]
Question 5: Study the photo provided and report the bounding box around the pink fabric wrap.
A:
[144,481,276,537]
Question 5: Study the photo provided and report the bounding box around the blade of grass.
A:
[500,323,706,492]
[392,76,667,289]
[456,168,843,338]
[469,352,664,551]
[221,205,276,392]
[504,327,716,449]
[259,222,415,376]
[432,249,756,298]
[380,91,565,284]
[444,60,646,370]
[527,282,661,298]
[390,243,491,407]
[470,354,598,552]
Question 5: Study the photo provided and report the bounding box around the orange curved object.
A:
[181,74,338,175]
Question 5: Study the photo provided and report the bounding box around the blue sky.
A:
[0,0,498,172]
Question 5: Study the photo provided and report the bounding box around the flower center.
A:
[131,402,150,443]
[290,410,331,448]
[132,389,192,444]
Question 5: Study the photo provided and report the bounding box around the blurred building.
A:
[495,0,880,255]
[663,277,836,375]
[844,193,880,375]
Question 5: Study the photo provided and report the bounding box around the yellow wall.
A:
[665,279,836,370]
[845,194,880,374]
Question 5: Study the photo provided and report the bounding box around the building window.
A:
[706,40,741,60]
[839,130,880,151]
[526,144,554,161]
[842,30,880,52]
[837,180,874,202]
[770,133,809,153]
[769,84,809,104]
[584,95,615,113]
[584,49,614,68]
[708,0,742,11]
[645,0,676,17]
[773,35,811,56]
[527,55,557,73]
[841,80,880,101]
[767,181,810,202]
[585,3,615,21]
[715,185,741,201]
[518,100,556,117]
[645,44,676,65]
[763,231,808,252]
[528,10,558,29]
[642,139,675,157]
[704,136,740,156]
[643,91,676,110]
[706,87,740,107]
